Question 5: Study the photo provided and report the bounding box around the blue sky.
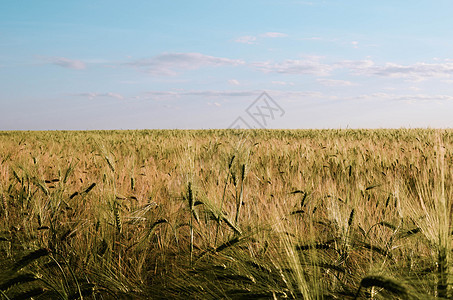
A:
[1,0,453,129]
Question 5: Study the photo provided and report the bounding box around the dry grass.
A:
[0,129,452,299]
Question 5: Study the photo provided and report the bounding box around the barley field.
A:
[0,129,452,299]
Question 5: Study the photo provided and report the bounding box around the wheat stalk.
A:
[355,275,408,299]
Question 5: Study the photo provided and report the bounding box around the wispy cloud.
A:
[271,81,294,86]
[253,57,453,82]
[253,59,333,76]
[127,52,244,75]
[235,32,288,44]
[301,37,323,40]
[338,60,453,81]
[74,92,124,100]
[228,79,240,85]
[336,60,375,70]
[107,88,453,107]
[260,32,288,38]
[317,79,356,86]
[267,90,326,99]
[135,89,329,102]
[137,88,453,105]
[45,57,86,70]
[351,93,453,103]
[143,90,256,98]
[368,62,453,81]
[235,36,257,44]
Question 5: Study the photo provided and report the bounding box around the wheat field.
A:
[0,129,452,299]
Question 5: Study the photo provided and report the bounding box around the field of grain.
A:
[0,129,452,299]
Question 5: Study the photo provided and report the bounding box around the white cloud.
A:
[235,32,288,44]
[74,92,124,100]
[102,88,453,107]
[351,93,453,103]
[370,62,453,81]
[271,81,294,86]
[408,86,422,92]
[235,36,257,44]
[137,89,329,102]
[351,41,359,49]
[128,52,244,75]
[127,54,453,83]
[397,94,453,102]
[141,90,257,100]
[253,59,333,76]
[260,32,288,38]
[338,60,453,81]
[317,79,355,86]
[336,59,375,70]
[228,79,240,85]
[47,57,86,70]
[137,89,453,105]
[268,90,326,99]
[301,37,323,40]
